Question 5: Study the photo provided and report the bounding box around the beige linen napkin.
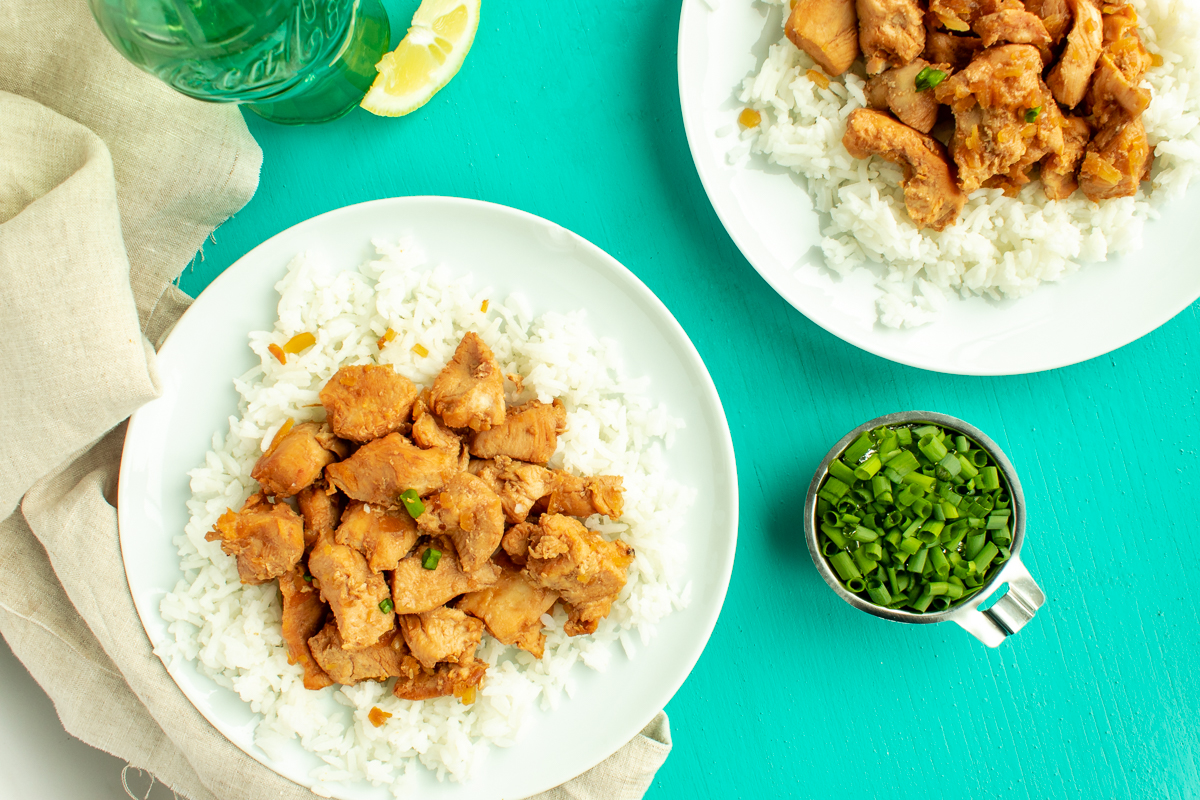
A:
[0,2,671,798]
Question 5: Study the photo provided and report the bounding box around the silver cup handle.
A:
[949,556,1046,647]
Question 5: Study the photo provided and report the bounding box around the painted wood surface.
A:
[180,1,1200,797]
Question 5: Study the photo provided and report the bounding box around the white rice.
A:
[156,238,696,793]
[737,0,1200,327]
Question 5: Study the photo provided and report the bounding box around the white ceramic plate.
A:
[678,0,1200,375]
[118,196,738,800]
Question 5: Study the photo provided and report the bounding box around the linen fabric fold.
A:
[0,2,671,798]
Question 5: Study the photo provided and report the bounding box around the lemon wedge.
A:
[361,0,480,117]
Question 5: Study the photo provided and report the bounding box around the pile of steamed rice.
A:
[732,0,1200,327]
[157,239,696,794]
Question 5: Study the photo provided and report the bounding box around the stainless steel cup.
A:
[804,411,1046,647]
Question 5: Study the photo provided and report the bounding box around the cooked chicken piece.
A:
[1100,3,1151,80]
[468,398,566,464]
[398,607,484,670]
[865,59,944,133]
[415,472,504,576]
[308,621,408,685]
[458,561,559,658]
[857,0,926,74]
[319,364,419,443]
[1041,115,1091,200]
[785,0,860,76]
[428,332,506,432]
[973,9,1051,48]
[392,655,488,702]
[1089,55,1152,127]
[1079,117,1152,201]
[524,515,634,637]
[500,521,538,565]
[206,493,304,585]
[411,392,463,451]
[325,432,465,507]
[1046,0,1103,109]
[922,30,985,70]
[842,108,967,230]
[307,529,394,650]
[335,501,418,573]
[545,470,625,520]
[296,479,342,551]
[469,456,555,524]
[279,567,333,690]
[1024,0,1070,44]
[251,422,346,498]
[934,45,1062,193]
[927,0,1017,33]
[389,537,501,614]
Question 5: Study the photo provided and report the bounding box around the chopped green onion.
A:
[302,573,313,583]
[854,454,883,480]
[829,459,857,485]
[421,547,442,570]
[843,432,874,464]
[1025,105,1042,123]
[821,524,850,549]
[379,598,394,614]
[399,488,425,519]
[829,550,860,581]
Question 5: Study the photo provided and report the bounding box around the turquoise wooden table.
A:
[180,1,1200,797]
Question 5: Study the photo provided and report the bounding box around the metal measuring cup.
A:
[804,411,1046,647]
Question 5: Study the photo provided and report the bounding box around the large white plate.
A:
[678,0,1200,375]
[118,196,738,800]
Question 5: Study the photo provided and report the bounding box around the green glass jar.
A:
[88,0,390,125]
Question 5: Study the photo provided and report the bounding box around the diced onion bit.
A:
[1024,106,1043,123]
[914,66,947,92]
[421,547,442,570]
[738,108,761,129]
[379,598,394,614]
[269,418,295,450]
[412,343,429,357]
[282,331,316,354]
[806,69,830,89]
[399,488,425,519]
[368,707,392,727]
[454,685,477,704]
[816,422,1013,614]
[1151,53,1164,67]
[480,299,489,313]
[377,327,397,349]
[267,343,286,364]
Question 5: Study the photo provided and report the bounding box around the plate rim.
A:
[676,0,1200,376]
[118,194,739,799]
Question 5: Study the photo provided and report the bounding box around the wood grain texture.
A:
[179,1,1200,797]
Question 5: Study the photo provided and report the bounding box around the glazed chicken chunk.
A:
[933,44,1063,193]
[416,472,505,577]
[469,456,555,524]
[307,529,395,649]
[523,514,635,637]
[428,331,506,431]
[842,108,967,231]
[296,479,342,551]
[785,0,860,76]
[458,560,559,658]
[972,9,1051,48]
[411,392,463,451]
[279,566,333,690]
[319,364,419,443]
[334,500,419,573]
[392,656,488,702]
[1041,115,1091,200]
[856,0,926,74]
[325,432,465,507]
[865,58,945,133]
[1046,0,1104,109]
[922,31,984,71]
[390,538,501,614]
[545,471,625,519]
[1024,0,1070,44]
[468,398,567,464]
[251,421,346,498]
[206,492,304,585]
[1079,117,1152,202]
[308,621,408,685]
[398,606,485,670]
